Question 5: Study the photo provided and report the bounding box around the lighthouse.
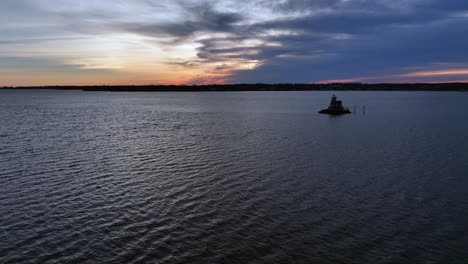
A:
[319,95,352,115]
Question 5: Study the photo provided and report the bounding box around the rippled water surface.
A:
[1,90,468,264]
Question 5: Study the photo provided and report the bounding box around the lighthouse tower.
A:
[329,95,344,110]
[319,95,351,115]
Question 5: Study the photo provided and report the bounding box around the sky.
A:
[1,0,468,86]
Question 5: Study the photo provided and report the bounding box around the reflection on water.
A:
[1,90,468,264]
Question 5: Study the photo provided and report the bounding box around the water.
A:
[1,90,468,264]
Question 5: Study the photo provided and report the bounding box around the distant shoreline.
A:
[1,83,468,92]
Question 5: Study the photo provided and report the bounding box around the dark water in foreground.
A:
[1,90,468,264]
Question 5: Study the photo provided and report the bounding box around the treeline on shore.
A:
[2,83,468,92]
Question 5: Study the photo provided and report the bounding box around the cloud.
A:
[401,69,468,78]
[1,0,468,85]
[122,4,243,39]
[225,0,468,83]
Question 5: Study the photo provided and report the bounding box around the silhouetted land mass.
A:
[2,83,468,92]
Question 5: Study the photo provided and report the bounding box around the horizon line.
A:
[0,81,468,90]
[2,82,468,88]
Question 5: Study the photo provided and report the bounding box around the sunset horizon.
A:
[2,1,468,86]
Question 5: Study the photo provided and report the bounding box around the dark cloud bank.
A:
[124,0,468,83]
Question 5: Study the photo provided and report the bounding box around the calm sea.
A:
[1,90,467,264]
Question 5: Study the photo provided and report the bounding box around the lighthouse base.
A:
[319,109,352,115]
